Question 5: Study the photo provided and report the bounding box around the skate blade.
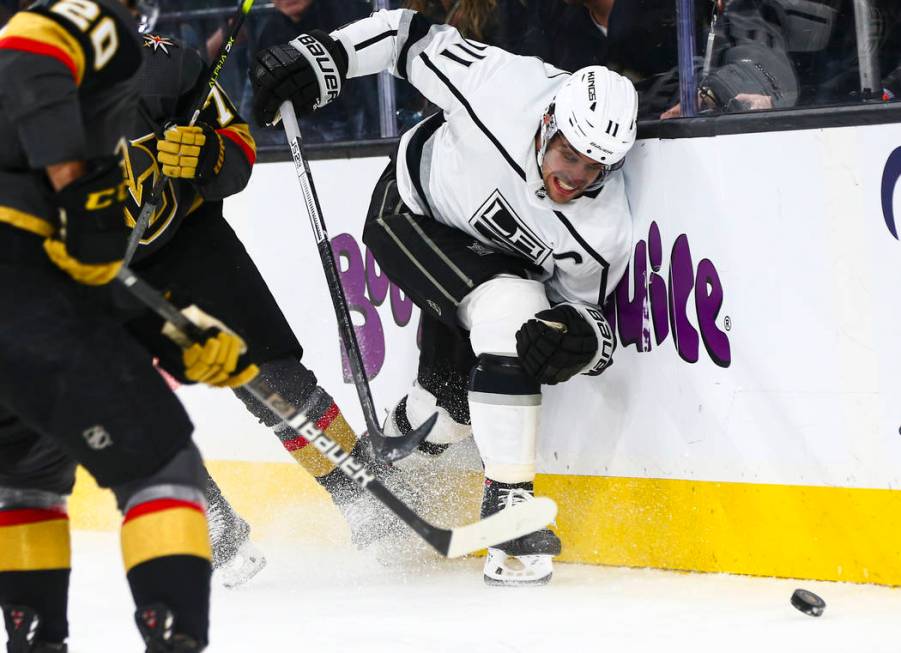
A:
[220,544,267,589]
[482,549,554,587]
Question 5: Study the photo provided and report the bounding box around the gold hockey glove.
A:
[45,157,128,286]
[156,123,224,182]
[162,305,259,388]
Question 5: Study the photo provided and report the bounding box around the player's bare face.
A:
[541,135,605,203]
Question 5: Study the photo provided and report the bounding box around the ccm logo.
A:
[297,34,341,103]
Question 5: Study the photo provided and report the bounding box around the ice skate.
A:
[135,604,205,653]
[335,438,426,552]
[480,480,561,587]
[383,382,472,462]
[2,604,67,653]
[219,539,267,589]
[206,475,267,588]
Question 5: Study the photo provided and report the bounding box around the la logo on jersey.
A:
[881,146,901,240]
[469,190,551,265]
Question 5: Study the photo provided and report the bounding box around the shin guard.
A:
[233,359,361,503]
[468,355,542,484]
[120,486,211,646]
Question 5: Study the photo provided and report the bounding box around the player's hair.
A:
[405,0,499,42]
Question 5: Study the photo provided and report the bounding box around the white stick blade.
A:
[445,497,557,559]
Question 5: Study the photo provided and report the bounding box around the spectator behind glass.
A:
[776,0,900,104]
[664,0,900,116]
[504,0,800,119]
[659,0,799,118]
[252,0,376,143]
[406,0,500,43]
[498,0,682,77]
[396,0,502,129]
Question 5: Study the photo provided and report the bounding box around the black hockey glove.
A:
[250,30,348,126]
[699,47,797,112]
[516,305,601,385]
[44,157,128,286]
[156,122,224,184]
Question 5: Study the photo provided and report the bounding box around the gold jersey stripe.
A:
[221,123,256,151]
[0,518,71,571]
[1,11,85,84]
[218,123,256,165]
[120,506,211,571]
[0,205,55,237]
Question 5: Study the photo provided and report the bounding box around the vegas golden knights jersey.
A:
[126,33,256,259]
[0,0,142,238]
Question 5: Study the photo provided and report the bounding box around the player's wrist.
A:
[46,161,88,192]
[46,156,128,285]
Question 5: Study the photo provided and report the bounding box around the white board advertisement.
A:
[181,122,901,491]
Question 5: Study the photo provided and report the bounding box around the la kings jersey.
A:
[333,9,632,308]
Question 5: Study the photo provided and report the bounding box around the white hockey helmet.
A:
[538,66,638,190]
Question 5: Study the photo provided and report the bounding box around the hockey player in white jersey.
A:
[250,9,636,585]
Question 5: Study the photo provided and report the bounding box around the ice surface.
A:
[11,532,898,652]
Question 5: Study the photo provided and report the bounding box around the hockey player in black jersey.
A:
[115,22,425,585]
[251,9,637,585]
[0,1,259,651]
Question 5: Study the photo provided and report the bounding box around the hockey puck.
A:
[790,588,826,617]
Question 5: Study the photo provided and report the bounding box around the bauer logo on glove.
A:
[249,29,348,126]
[156,123,225,182]
[515,303,616,384]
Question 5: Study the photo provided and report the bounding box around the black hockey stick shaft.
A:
[121,0,256,266]
[278,101,435,462]
[116,267,455,553]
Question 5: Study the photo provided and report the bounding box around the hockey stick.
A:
[278,100,436,462]
[121,0,256,266]
[116,267,557,557]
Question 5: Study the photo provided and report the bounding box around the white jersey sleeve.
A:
[332,9,516,117]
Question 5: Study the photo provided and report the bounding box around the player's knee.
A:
[113,442,211,575]
[0,487,70,557]
[458,277,550,356]
[232,357,318,427]
[111,441,206,513]
[467,355,541,484]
